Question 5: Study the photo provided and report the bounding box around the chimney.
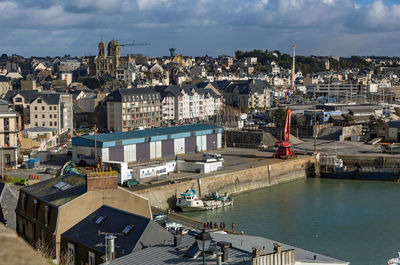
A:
[216,252,223,265]
[273,243,282,254]
[174,235,182,247]
[217,241,232,262]
[105,235,116,262]
[252,247,261,258]
[86,171,118,191]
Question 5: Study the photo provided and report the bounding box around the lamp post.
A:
[196,229,212,265]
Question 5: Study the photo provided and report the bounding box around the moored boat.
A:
[176,189,233,211]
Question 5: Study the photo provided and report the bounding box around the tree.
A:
[273,107,286,127]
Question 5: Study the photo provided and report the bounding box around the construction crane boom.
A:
[120,42,151,47]
[274,107,295,159]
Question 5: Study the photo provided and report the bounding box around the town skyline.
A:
[1,0,400,57]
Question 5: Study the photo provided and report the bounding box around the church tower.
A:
[107,39,120,58]
[98,39,106,58]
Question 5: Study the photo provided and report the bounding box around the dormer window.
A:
[37,99,42,103]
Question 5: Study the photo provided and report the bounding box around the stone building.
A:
[93,39,134,78]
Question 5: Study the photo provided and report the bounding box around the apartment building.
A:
[106,88,161,131]
[4,90,73,135]
[157,85,221,123]
[223,79,271,110]
[0,100,19,167]
[0,76,12,95]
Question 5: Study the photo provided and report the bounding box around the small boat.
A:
[176,188,213,211]
[387,252,400,265]
[176,189,233,211]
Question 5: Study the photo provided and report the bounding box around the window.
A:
[34,114,37,118]
[37,99,42,103]
[54,122,57,126]
[88,251,95,265]
[35,122,38,126]
[49,106,52,110]
[68,243,75,265]
[42,114,45,119]
[42,106,45,110]
[34,106,37,110]
[44,205,49,227]
[54,106,57,110]
[22,193,27,211]
[15,98,22,103]
[42,122,45,126]
[54,114,57,118]
[49,114,52,118]
[33,199,39,219]
[50,122,52,126]
[95,216,107,225]
[122,225,134,235]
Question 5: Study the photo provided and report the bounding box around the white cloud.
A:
[2,0,400,56]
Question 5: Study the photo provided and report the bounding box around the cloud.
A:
[1,0,400,56]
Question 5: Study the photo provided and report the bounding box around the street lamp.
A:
[196,229,212,265]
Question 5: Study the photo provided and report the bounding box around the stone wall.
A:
[136,156,316,208]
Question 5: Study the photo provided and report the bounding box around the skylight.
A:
[53,181,67,189]
[95,216,107,225]
[61,184,71,191]
[122,224,134,235]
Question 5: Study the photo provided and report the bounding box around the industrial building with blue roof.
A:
[72,124,223,166]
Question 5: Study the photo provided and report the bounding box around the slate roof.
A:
[21,173,86,207]
[73,124,220,144]
[163,85,220,98]
[4,90,61,105]
[62,205,172,256]
[22,127,57,133]
[0,183,18,230]
[0,76,10,82]
[106,231,349,265]
[224,79,269,95]
[107,88,160,102]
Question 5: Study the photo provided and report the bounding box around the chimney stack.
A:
[273,243,282,254]
[105,235,116,262]
[86,171,118,191]
[217,241,232,262]
[174,235,182,247]
[252,247,261,258]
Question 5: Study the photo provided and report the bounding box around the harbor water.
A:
[181,178,400,265]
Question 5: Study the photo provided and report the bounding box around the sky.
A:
[1,0,400,58]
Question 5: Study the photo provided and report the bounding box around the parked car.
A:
[67,150,72,156]
[153,214,167,222]
[45,168,54,174]
[175,227,189,235]
[169,226,186,235]
[123,179,140,187]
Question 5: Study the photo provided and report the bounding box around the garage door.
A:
[136,142,150,162]
[162,139,174,158]
[207,134,217,151]
[185,137,196,154]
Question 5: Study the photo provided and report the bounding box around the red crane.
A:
[275,108,295,159]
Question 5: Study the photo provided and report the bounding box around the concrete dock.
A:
[129,148,317,208]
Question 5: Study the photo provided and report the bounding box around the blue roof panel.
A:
[73,125,221,144]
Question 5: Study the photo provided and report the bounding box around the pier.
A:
[134,153,316,208]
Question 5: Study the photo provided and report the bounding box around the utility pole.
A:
[314,112,317,153]
[94,125,97,167]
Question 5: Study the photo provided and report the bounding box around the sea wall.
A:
[135,156,316,208]
[338,155,400,168]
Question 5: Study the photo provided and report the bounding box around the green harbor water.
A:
[181,178,400,265]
